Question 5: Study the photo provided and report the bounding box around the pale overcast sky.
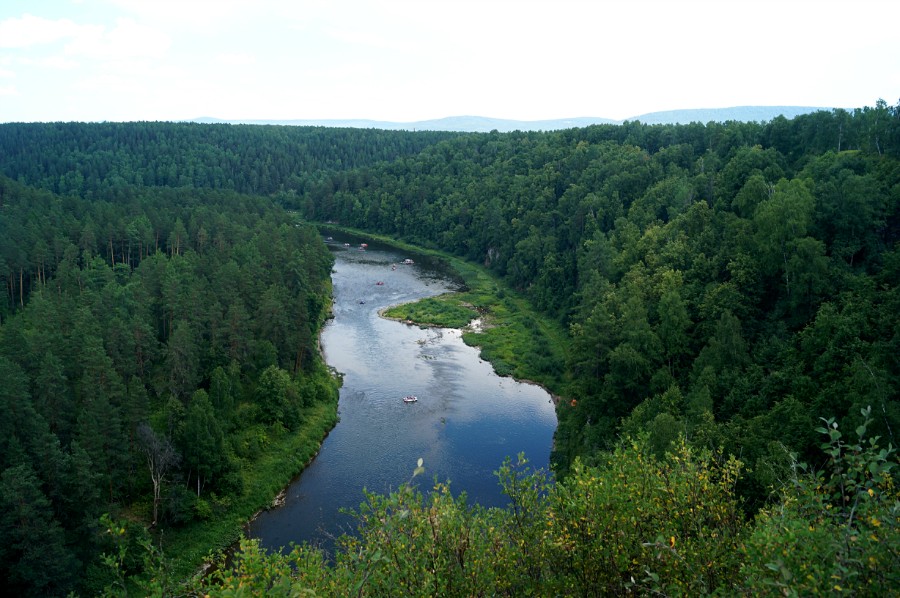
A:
[1,0,897,123]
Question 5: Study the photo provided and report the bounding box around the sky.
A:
[1,0,898,123]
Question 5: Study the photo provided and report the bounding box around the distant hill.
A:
[624,106,831,125]
[191,115,618,132]
[193,106,833,132]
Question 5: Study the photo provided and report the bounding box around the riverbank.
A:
[159,369,341,588]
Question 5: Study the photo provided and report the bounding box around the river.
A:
[247,232,557,554]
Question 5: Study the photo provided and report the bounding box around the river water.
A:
[248,233,557,554]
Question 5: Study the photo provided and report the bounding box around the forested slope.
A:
[0,177,338,595]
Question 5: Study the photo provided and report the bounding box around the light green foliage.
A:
[543,441,745,596]
[752,178,815,288]
[197,422,898,596]
[98,513,176,598]
[197,440,748,596]
[383,295,478,329]
[255,365,295,427]
[741,407,899,594]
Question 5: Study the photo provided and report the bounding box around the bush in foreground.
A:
[126,410,896,596]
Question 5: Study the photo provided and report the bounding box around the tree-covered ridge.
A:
[294,102,900,496]
[0,121,459,198]
[0,176,338,596]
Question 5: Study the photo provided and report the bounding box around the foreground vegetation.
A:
[187,409,896,596]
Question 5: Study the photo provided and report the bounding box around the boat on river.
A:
[402,395,418,403]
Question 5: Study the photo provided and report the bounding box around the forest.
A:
[0,101,898,595]
[0,177,340,595]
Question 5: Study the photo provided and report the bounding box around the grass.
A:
[383,296,479,328]
[449,258,568,391]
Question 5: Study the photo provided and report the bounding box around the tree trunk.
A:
[151,475,161,526]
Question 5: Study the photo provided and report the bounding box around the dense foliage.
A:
[0,177,337,595]
[0,121,458,198]
[1,101,898,594]
[194,414,896,596]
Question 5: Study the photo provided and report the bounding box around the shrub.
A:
[741,406,899,595]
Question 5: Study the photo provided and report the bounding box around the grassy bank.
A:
[153,385,340,587]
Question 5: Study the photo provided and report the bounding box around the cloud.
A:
[64,18,171,60]
[0,84,19,96]
[0,14,85,48]
[216,52,255,67]
[34,56,80,70]
[105,0,253,30]
[324,26,407,52]
[0,13,170,75]
[74,71,144,95]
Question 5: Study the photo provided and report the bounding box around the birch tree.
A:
[137,423,179,527]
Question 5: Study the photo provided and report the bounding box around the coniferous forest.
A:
[0,102,898,595]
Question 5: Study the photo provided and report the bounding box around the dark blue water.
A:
[248,233,556,553]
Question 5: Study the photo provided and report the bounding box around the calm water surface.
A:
[248,233,557,553]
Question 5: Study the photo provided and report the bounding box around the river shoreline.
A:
[245,230,559,554]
